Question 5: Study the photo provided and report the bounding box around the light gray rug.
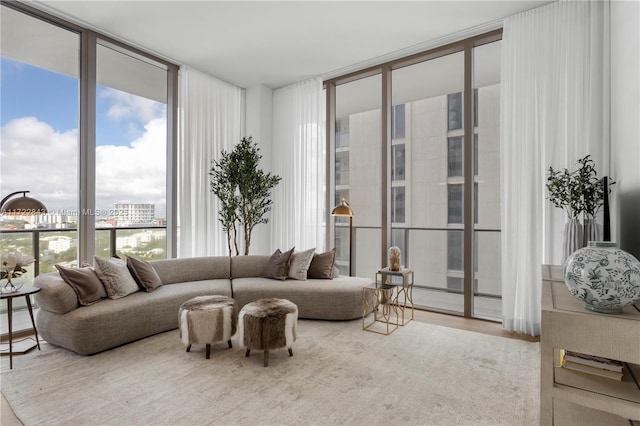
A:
[1,319,540,425]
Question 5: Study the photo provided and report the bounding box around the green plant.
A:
[209,137,282,255]
[546,155,614,219]
[209,149,240,256]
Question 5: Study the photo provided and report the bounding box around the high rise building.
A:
[113,203,155,227]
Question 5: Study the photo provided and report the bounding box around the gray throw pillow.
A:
[307,248,336,279]
[127,256,163,292]
[263,247,294,280]
[287,248,316,281]
[55,264,107,306]
[94,256,140,299]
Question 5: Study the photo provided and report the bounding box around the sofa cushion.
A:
[262,248,294,280]
[308,248,336,279]
[150,256,231,284]
[94,256,140,299]
[288,248,315,281]
[231,255,270,278]
[232,276,374,320]
[34,272,80,315]
[55,264,107,306]
[127,256,163,292]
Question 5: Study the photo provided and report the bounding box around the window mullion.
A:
[463,41,474,318]
[78,30,97,264]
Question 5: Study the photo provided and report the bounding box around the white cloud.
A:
[1,116,167,218]
[99,87,164,124]
[96,117,167,215]
[0,117,78,212]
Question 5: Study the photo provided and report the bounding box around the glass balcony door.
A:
[391,52,467,314]
[334,75,382,277]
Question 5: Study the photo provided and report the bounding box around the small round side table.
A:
[1,287,41,369]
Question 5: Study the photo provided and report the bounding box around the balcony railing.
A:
[334,225,503,299]
[1,225,167,334]
[1,225,167,277]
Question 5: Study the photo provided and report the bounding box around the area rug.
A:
[1,319,540,425]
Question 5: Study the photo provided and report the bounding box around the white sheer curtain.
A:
[271,77,326,252]
[177,67,244,257]
[501,0,610,335]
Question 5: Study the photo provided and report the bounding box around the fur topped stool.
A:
[238,298,298,367]
[179,295,238,359]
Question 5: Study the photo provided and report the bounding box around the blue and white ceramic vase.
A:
[564,241,640,314]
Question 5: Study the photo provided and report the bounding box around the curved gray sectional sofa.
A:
[34,255,373,355]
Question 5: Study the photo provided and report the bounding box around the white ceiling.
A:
[31,0,554,89]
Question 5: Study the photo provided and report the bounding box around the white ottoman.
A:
[179,295,238,359]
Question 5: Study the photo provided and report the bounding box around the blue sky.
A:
[1,57,167,216]
[1,57,153,147]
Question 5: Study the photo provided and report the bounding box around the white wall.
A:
[244,84,274,255]
[610,0,640,259]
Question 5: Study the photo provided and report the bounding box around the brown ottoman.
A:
[179,295,238,359]
[238,298,298,367]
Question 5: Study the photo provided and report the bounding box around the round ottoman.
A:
[238,298,298,367]
[179,295,238,359]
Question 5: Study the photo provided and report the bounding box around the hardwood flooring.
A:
[0,309,537,425]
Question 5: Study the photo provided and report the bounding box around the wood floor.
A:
[0,310,538,425]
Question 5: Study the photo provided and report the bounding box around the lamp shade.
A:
[331,198,354,217]
[0,191,48,215]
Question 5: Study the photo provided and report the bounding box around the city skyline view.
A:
[0,57,168,219]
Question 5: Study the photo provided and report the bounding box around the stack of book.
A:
[560,350,624,380]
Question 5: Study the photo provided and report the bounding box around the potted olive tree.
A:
[209,137,282,256]
[546,155,613,261]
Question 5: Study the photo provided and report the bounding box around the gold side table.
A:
[362,283,399,335]
[377,268,414,326]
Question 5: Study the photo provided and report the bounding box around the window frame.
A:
[324,29,502,319]
[2,1,179,262]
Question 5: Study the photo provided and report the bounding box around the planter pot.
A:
[583,218,600,247]
[564,241,640,314]
[563,218,583,262]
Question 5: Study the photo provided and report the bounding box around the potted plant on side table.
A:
[546,155,614,262]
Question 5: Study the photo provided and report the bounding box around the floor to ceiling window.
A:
[0,2,177,333]
[0,5,80,277]
[334,75,382,277]
[391,52,466,314]
[95,41,169,260]
[472,40,502,319]
[326,31,502,321]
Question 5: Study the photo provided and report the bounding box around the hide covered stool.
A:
[179,295,238,359]
[238,298,298,367]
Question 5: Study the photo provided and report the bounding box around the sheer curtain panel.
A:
[178,67,244,257]
[271,77,326,252]
[501,0,610,336]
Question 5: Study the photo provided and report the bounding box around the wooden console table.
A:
[540,265,640,425]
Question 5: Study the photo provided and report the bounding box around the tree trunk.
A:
[232,226,239,256]
[244,223,251,255]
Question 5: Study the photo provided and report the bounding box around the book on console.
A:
[563,350,624,373]
[561,359,624,380]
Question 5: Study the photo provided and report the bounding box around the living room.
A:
[1,1,639,425]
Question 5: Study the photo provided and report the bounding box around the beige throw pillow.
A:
[307,248,336,279]
[287,248,316,281]
[262,247,294,280]
[55,264,107,306]
[94,256,140,299]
